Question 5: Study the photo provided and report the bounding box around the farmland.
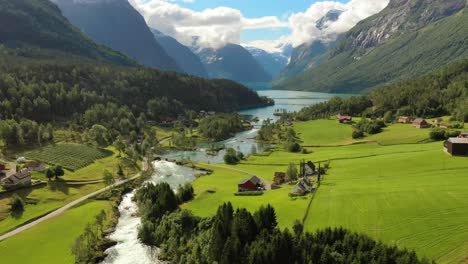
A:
[21,144,112,171]
[0,200,112,264]
[186,119,468,263]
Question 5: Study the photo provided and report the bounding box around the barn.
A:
[412,118,431,128]
[444,138,468,156]
[238,176,264,192]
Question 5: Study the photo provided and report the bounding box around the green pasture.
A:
[0,200,112,264]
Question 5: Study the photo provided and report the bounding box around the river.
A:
[102,90,349,263]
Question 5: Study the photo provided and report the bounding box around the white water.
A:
[102,161,204,264]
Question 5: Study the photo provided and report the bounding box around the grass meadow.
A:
[0,200,112,264]
[186,120,468,263]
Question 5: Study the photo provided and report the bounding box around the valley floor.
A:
[185,119,468,263]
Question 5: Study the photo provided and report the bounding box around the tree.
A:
[10,194,25,213]
[46,168,56,181]
[224,148,240,165]
[53,165,65,179]
[113,136,126,155]
[286,162,298,182]
[103,170,114,186]
[88,124,109,147]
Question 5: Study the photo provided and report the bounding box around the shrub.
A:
[224,148,240,165]
[352,130,364,139]
[10,194,25,213]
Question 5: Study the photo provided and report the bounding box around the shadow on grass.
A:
[48,179,70,195]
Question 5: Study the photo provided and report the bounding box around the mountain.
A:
[151,29,208,78]
[54,0,181,72]
[244,47,289,78]
[276,9,343,81]
[0,0,134,65]
[276,0,468,93]
[196,43,272,83]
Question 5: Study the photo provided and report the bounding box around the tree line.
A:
[297,59,468,122]
[134,183,432,264]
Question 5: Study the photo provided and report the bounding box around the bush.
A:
[430,129,461,141]
[10,194,25,213]
[352,130,364,139]
[224,148,240,165]
[285,142,301,153]
[452,122,464,129]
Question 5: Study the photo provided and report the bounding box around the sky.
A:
[129,0,390,52]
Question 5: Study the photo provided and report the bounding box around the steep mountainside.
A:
[54,0,181,72]
[0,0,134,65]
[152,29,208,78]
[197,43,272,83]
[277,0,468,93]
[245,47,289,78]
[276,9,343,81]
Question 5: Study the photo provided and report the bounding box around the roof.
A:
[399,116,410,119]
[2,169,31,185]
[447,138,468,144]
[239,175,262,185]
[274,172,285,177]
[412,118,426,123]
[337,115,352,120]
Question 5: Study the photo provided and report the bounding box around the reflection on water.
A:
[102,161,204,264]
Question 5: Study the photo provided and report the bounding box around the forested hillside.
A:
[277,0,468,93]
[0,0,135,66]
[296,59,468,121]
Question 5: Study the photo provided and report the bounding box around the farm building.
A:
[459,132,468,138]
[444,138,468,156]
[291,177,314,196]
[398,116,412,123]
[238,176,264,192]
[273,172,286,185]
[433,118,443,124]
[1,168,31,189]
[337,115,352,123]
[412,119,431,128]
[24,161,46,172]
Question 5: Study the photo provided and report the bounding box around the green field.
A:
[184,164,311,229]
[21,144,112,171]
[0,182,105,235]
[293,119,356,146]
[0,200,112,264]
[186,120,468,263]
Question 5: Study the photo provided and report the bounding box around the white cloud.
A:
[129,0,286,49]
[130,0,389,51]
[286,0,390,47]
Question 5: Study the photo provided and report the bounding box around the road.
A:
[0,173,141,241]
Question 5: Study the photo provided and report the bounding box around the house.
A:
[291,177,314,196]
[0,163,6,171]
[433,118,443,124]
[459,132,468,138]
[337,115,352,124]
[398,116,412,124]
[24,161,46,172]
[1,168,31,189]
[444,138,468,156]
[238,176,264,192]
[412,118,431,128]
[273,172,286,185]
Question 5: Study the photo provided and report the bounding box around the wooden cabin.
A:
[1,168,31,189]
[238,176,264,192]
[412,118,431,128]
[273,172,286,185]
[398,116,412,124]
[337,115,352,124]
[444,138,468,156]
